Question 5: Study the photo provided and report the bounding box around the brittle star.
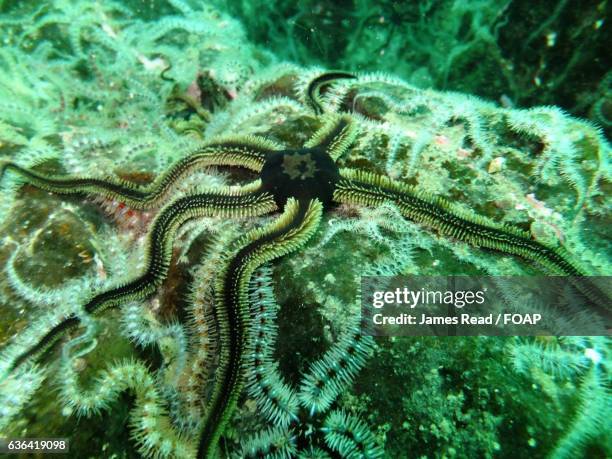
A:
[1,73,609,458]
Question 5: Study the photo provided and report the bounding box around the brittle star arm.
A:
[6,181,277,373]
[198,197,323,458]
[306,71,357,115]
[304,113,358,161]
[333,169,611,315]
[0,135,280,210]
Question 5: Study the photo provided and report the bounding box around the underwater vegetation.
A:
[0,0,610,458]
[212,0,612,138]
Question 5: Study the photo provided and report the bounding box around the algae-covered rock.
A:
[0,1,609,459]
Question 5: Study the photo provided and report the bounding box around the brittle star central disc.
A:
[260,147,340,208]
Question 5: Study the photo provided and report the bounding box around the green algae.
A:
[0,1,609,458]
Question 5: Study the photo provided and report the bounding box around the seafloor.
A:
[0,1,610,458]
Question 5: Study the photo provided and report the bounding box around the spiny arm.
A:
[6,183,277,374]
[307,71,356,115]
[305,113,358,161]
[333,169,611,314]
[198,198,323,458]
[0,135,279,210]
